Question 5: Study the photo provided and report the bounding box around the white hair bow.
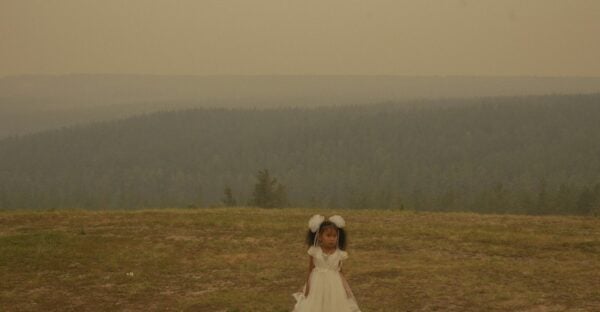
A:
[308,214,346,233]
[308,214,325,233]
[328,215,345,228]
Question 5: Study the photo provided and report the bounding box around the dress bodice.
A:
[308,246,348,272]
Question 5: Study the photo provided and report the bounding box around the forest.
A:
[4,74,600,139]
[1,93,600,215]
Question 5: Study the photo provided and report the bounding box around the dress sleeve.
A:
[307,246,318,256]
[339,250,349,260]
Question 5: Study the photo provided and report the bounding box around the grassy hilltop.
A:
[1,208,600,311]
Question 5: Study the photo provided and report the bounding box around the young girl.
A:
[292,214,361,312]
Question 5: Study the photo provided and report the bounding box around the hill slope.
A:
[1,94,600,213]
[3,74,600,138]
[1,208,599,311]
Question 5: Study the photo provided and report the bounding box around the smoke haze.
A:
[2,0,600,77]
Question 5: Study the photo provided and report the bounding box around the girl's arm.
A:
[304,256,315,296]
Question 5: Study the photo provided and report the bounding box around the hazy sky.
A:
[1,0,599,77]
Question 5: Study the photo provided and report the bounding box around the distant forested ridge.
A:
[4,74,600,138]
[1,93,600,214]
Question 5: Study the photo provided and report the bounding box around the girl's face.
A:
[319,226,338,249]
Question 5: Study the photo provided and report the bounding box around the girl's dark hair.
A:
[305,220,347,250]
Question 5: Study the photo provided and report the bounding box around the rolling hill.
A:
[3,74,600,138]
[1,93,600,213]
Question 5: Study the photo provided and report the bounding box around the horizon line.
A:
[4,73,600,80]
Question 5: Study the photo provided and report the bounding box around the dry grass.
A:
[1,208,600,311]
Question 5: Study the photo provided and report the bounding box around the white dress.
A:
[292,246,361,312]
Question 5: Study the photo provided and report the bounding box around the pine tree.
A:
[249,169,288,208]
[221,186,237,207]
